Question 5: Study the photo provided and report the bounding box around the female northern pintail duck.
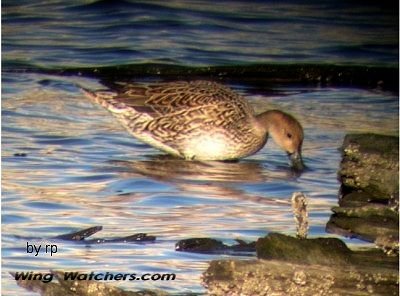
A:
[82,81,304,169]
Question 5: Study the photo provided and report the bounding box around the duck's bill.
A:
[287,151,304,171]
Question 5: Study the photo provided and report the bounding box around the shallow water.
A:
[2,0,398,295]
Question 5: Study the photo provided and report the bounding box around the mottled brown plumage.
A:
[82,81,304,168]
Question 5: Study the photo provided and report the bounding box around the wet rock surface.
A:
[175,238,256,255]
[327,133,399,254]
[54,226,156,244]
[256,233,352,266]
[338,133,398,201]
[203,233,398,295]
[203,256,398,296]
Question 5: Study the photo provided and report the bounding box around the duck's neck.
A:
[254,110,283,135]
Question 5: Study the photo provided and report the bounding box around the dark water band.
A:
[3,62,398,91]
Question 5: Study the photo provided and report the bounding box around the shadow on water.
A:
[106,155,306,207]
[110,154,302,183]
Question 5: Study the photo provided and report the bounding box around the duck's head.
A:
[257,110,304,170]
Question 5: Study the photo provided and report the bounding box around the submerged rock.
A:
[175,238,255,254]
[327,214,398,253]
[54,226,156,244]
[256,233,351,266]
[175,238,226,253]
[54,226,103,241]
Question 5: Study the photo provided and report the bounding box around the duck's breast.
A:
[179,126,267,160]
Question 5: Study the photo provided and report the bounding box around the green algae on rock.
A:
[256,233,352,266]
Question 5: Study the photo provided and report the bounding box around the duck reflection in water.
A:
[108,155,301,206]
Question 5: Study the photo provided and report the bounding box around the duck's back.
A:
[106,80,254,118]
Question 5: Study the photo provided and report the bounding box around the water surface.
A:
[2,0,398,294]
[3,0,398,68]
[3,72,398,294]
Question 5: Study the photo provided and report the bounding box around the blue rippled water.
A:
[3,0,398,68]
[2,1,398,295]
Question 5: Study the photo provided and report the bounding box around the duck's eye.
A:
[286,133,292,139]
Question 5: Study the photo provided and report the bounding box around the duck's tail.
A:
[80,87,131,114]
[80,87,182,157]
[80,87,153,130]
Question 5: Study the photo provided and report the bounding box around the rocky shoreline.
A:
[327,133,398,254]
[203,133,399,295]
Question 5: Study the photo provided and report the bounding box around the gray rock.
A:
[339,133,398,202]
[330,133,399,253]
[203,257,398,296]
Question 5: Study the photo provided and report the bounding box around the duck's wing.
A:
[101,80,254,117]
[82,82,255,159]
[142,101,251,155]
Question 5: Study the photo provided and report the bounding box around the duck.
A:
[82,80,304,170]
